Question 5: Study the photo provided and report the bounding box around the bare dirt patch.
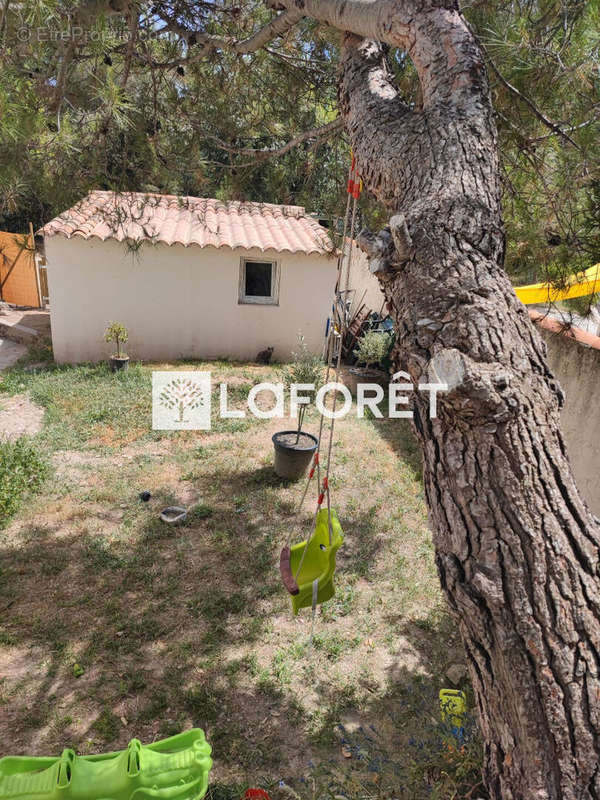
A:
[52,439,174,484]
[0,393,44,439]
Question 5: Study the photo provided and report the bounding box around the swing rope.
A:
[284,156,362,584]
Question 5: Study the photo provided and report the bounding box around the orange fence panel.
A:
[0,229,41,307]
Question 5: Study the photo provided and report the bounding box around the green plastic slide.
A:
[0,729,212,800]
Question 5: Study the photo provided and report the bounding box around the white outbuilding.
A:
[41,191,338,363]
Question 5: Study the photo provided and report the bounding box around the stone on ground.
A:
[0,338,27,370]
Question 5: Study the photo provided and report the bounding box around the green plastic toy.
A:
[288,509,344,615]
[0,729,212,800]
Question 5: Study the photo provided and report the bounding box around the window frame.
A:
[238,257,280,306]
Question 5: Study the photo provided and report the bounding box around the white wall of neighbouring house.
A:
[44,236,337,363]
[345,242,386,317]
[533,318,600,516]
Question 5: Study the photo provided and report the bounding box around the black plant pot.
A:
[344,367,388,397]
[272,430,318,481]
[109,355,130,372]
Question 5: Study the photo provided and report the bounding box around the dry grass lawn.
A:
[0,356,481,798]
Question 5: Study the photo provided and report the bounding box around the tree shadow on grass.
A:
[285,609,483,800]
[0,463,380,765]
[0,500,288,763]
[0,454,460,795]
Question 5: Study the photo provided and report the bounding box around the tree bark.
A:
[338,18,600,800]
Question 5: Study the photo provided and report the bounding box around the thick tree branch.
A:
[158,7,304,56]
[279,0,488,108]
[338,37,418,207]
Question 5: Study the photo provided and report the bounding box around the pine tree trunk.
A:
[338,22,600,800]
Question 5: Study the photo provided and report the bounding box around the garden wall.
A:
[344,254,600,515]
[345,242,387,317]
[531,310,600,516]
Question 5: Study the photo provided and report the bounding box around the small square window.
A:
[245,261,272,297]
[239,259,278,305]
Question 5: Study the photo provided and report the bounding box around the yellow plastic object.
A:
[515,263,600,305]
[439,689,466,730]
[0,729,212,800]
[289,509,344,615]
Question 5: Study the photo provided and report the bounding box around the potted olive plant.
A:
[345,330,391,396]
[104,321,130,372]
[272,334,323,480]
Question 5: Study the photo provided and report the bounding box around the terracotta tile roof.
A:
[40,191,333,256]
[529,309,600,352]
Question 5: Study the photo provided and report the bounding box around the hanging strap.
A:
[308,578,319,648]
[323,190,360,544]
[291,189,360,581]
[282,157,362,582]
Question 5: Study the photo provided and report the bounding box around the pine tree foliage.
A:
[0,0,598,293]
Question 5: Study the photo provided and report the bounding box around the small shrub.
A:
[280,333,324,435]
[354,330,392,369]
[0,437,48,526]
[104,321,129,358]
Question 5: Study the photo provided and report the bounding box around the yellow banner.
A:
[515,263,600,305]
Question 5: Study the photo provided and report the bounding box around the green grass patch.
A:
[0,630,16,646]
[91,710,121,741]
[184,503,214,523]
[181,685,224,723]
[0,362,153,451]
[312,630,360,660]
[0,437,48,526]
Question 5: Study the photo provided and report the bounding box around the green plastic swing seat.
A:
[288,509,344,615]
[0,729,212,800]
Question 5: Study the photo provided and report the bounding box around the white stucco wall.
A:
[44,237,337,363]
[535,322,600,516]
[345,242,386,317]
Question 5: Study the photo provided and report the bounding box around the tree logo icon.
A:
[159,377,206,423]
[152,371,211,430]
